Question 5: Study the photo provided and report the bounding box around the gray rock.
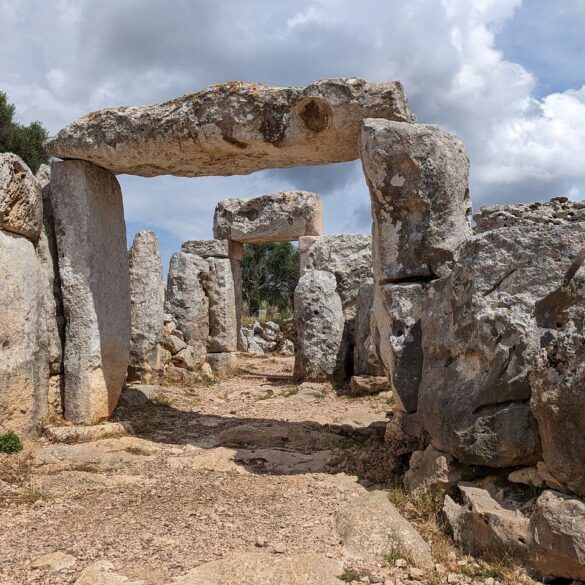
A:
[444,483,530,561]
[293,270,345,382]
[247,338,264,354]
[206,353,238,379]
[181,238,243,260]
[47,78,413,177]
[404,445,461,495]
[206,258,238,352]
[353,279,385,376]
[214,191,323,243]
[419,224,585,467]
[0,153,42,242]
[360,119,472,281]
[334,491,434,569]
[374,283,426,413]
[165,251,209,365]
[171,345,205,372]
[51,160,130,424]
[0,230,49,433]
[530,490,585,581]
[474,196,585,233]
[164,334,187,355]
[128,231,165,383]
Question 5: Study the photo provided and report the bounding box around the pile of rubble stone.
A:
[239,321,294,355]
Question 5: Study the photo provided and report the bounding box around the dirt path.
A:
[0,355,402,584]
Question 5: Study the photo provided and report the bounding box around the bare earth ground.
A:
[0,355,535,585]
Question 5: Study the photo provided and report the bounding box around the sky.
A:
[1,0,585,272]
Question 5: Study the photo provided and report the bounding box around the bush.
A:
[0,431,23,454]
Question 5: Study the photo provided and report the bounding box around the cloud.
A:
[1,0,584,272]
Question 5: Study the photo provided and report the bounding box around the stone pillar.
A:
[51,160,131,424]
[128,231,165,383]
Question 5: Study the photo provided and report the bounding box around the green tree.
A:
[241,242,300,315]
[0,91,49,173]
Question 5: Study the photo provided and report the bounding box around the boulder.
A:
[300,234,372,319]
[247,338,264,354]
[419,224,585,467]
[214,191,323,243]
[474,196,585,233]
[374,283,426,413]
[444,483,530,561]
[404,445,461,495]
[0,230,49,432]
[205,257,238,352]
[164,334,187,355]
[73,560,144,585]
[360,119,471,281]
[165,251,209,365]
[128,231,165,383]
[334,491,434,569]
[293,270,345,382]
[206,352,239,379]
[51,160,131,424]
[181,238,243,260]
[47,78,413,177]
[0,153,42,242]
[353,279,385,376]
[171,345,205,372]
[349,375,390,396]
[530,490,585,581]
[172,553,344,585]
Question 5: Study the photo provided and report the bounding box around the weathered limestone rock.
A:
[205,257,238,352]
[128,231,165,383]
[172,553,344,585]
[444,483,530,561]
[0,153,42,242]
[360,119,472,281]
[353,279,385,376]
[530,490,585,581]
[165,251,209,365]
[181,238,243,260]
[293,270,345,382]
[0,230,48,432]
[51,160,131,424]
[214,191,323,243]
[404,445,461,495]
[47,78,413,177]
[374,283,426,413]
[419,224,585,467]
[334,491,434,569]
[300,234,372,318]
[475,196,585,233]
[73,560,144,585]
[348,375,390,396]
[206,352,239,379]
[44,421,132,444]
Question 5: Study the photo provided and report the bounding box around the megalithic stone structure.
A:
[51,160,131,424]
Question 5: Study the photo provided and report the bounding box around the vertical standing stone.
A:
[128,231,165,383]
[206,257,238,353]
[353,279,385,377]
[51,161,130,424]
[165,251,209,367]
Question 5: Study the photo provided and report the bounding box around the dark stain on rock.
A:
[299,99,331,133]
[260,112,287,146]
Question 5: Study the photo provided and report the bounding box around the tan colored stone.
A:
[44,422,133,444]
[181,239,243,260]
[73,560,144,584]
[349,375,390,396]
[206,353,238,379]
[404,445,461,495]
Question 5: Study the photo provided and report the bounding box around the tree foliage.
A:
[241,242,300,315]
[0,91,49,173]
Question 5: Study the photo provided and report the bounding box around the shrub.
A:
[0,431,23,454]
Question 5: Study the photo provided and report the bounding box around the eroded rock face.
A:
[0,230,48,432]
[420,224,585,467]
[0,153,42,242]
[530,490,585,581]
[165,251,209,366]
[205,258,238,352]
[360,119,471,281]
[404,445,461,495]
[214,191,323,244]
[181,239,243,260]
[51,160,131,424]
[293,270,344,382]
[374,283,425,413]
[353,279,385,377]
[128,231,165,383]
[47,78,413,177]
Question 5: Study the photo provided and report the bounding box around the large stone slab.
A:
[374,282,426,413]
[47,78,413,177]
[293,270,345,382]
[51,160,131,424]
[360,119,472,281]
[165,251,209,367]
[353,279,385,376]
[205,257,238,352]
[0,153,42,242]
[181,238,243,260]
[128,231,165,383]
[0,230,49,432]
[419,224,585,467]
[214,191,323,244]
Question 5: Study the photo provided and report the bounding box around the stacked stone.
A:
[0,154,63,433]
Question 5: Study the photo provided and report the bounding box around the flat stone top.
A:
[46,78,413,177]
